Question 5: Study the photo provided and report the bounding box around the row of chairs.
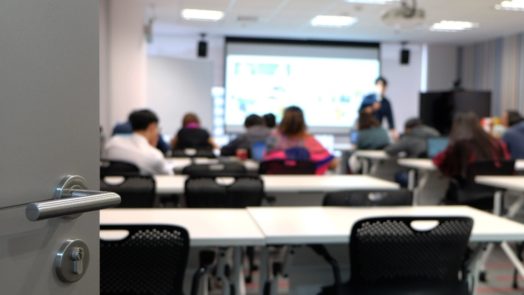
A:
[101,216,474,295]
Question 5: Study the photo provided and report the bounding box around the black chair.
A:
[330,217,473,295]
[446,160,515,211]
[323,190,413,207]
[100,160,140,177]
[259,159,316,174]
[182,163,247,177]
[172,148,216,158]
[100,224,190,295]
[100,175,156,208]
[184,176,264,208]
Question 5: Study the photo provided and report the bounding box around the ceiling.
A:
[150,0,524,44]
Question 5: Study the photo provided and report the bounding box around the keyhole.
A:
[71,247,84,275]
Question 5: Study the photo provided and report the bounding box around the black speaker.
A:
[400,49,410,65]
[197,40,208,58]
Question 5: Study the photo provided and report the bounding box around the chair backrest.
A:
[184,176,264,208]
[182,163,247,177]
[259,159,316,175]
[448,160,515,207]
[172,148,216,158]
[350,217,473,285]
[100,160,140,177]
[100,224,189,295]
[100,175,156,208]
[323,190,413,207]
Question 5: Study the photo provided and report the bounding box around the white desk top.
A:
[100,209,265,247]
[333,143,355,152]
[247,206,524,244]
[398,159,524,172]
[476,176,524,192]
[397,158,437,171]
[353,150,389,160]
[153,175,399,195]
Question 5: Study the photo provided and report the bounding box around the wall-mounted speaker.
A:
[400,48,410,65]
[197,40,208,58]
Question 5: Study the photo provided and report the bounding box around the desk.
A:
[248,206,524,294]
[100,209,265,295]
[397,158,447,205]
[153,175,400,195]
[166,157,259,173]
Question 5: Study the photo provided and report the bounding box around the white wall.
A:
[147,57,214,137]
[422,44,458,91]
[380,43,423,132]
[105,0,148,131]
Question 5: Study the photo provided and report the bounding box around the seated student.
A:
[502,110,524,159]
[112,120,170,155]
[220,114,271,157]
[263,113,277,129]
[433,112,510,179]
[103,109,174,175]
[356,111,391,150]
[385,118,440,158]
[263,106,336,174]
[171,113,215,151]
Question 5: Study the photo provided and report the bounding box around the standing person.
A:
[360,77,397,139]
[103,109,174,175]
[502,110,524,159]
[171,113,216,150]
[264,106,336,174]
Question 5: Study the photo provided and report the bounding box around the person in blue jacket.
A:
[359,77,397,139]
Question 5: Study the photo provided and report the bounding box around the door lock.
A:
[55,239,90,283]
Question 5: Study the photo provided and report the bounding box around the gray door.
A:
[0,0,101,293]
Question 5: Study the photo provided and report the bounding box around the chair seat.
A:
[341,281,469,295]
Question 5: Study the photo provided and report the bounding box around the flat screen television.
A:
[420,91,491,135]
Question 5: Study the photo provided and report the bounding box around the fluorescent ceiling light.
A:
[495,0,524,11]
[345,0,399,4]
[430,20,478,32]
[311,15,357,27]
[181,9,224,21]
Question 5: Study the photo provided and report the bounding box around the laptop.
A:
[426,137,449,158]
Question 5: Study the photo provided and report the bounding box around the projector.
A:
[382,0,425,29]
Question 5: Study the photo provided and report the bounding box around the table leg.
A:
[493,190,503,216]
[232,247,246,295]
[501,242,524,278]
[407,169,416,191]
[506,193,524,218]
[259,247,269,295]
[216,248,230,295]
[361,159,369,175]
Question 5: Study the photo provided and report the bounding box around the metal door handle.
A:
[26,175,121,221]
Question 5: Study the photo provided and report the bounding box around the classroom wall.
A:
[147,57,214,138]
[380,43,423,131]
[422,44,458,92]
[460,32,524,116]
[100,0,148,135]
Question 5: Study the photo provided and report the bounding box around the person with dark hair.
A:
[103,109,173,175]
[356,112,390,150]
[112,119,170,155]
[171,112,215,151]
[385,117,439,157]
[359,76,397,138]
[220,114,271,157]
[433,112,510,178]
[264,106,336,174]
[502,110,524,158]
[263,113,277,129]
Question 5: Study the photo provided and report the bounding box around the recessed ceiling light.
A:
[311,15,358,27]
[495,0,524,11]
[430,20,478,32]
[181,9,224,21]
[345,0,399,4]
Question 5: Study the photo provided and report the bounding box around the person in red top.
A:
[433,112,510,179]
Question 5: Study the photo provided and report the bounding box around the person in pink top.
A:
[264,106,337,174]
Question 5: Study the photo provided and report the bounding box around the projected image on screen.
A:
[225,53,379,133]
